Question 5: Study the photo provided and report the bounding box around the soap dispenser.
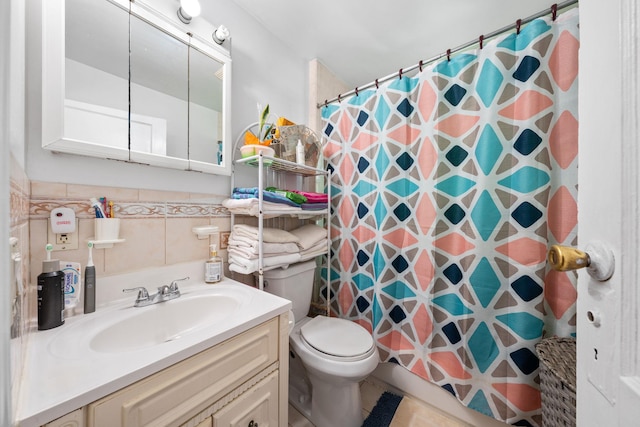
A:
[37,244,65,330]
[205,244,223,283]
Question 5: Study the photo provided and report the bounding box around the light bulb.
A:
[213,25,230,44]
[177,0,201,24]
[180,0,201,17]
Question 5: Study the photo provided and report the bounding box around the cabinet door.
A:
[87,319,278,427]
[44,408,85,427]
[195,418,213,427]
[213,371,279,427]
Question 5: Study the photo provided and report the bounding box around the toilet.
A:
[263,260,379,427]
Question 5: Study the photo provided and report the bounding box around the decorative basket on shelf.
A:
[270,125,321,168]
[535,336,576,427]
[234,123,322,169]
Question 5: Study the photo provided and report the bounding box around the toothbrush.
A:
[90,198,106,218]
[87,241,94,267]
[45,243,53,260]
[84,241,96,313]
[100,197,108,217]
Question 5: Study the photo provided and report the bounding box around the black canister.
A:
[37,259,65,330]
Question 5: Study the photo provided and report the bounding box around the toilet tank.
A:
[263,260,316,321]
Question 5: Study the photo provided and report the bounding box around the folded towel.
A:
[229,252,302,274]
[293,190,328,203]
[301,202,328,211]
[300,247,328,261]
[300,238,328,257]
[231,189,301,207]
[228,246,299,260]
[265,187,308,204]
[223,198,302,217]
[228,234,300,254]
[233,187,259,194]
[233,224,300,244]
[290,224,327,250]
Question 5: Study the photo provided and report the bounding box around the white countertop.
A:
[16,279,290,427]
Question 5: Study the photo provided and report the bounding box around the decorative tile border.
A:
[29,200,94,220]
[29,181,231,220]
[30,199,230,220]
[165,203,228,218]
[10,179,30,228]
[115,202,167,219]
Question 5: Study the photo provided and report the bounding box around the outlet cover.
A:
[47,219,79,251]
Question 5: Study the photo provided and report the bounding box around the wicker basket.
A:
[535,337,576,427]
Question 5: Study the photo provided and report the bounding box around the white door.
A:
[577,0,640,425]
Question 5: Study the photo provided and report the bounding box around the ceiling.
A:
[231,0,557,89]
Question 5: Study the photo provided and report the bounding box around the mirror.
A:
[188,46,226,169]
[129,12,189,168]
[63,0,130,160]
[42,0,232,175]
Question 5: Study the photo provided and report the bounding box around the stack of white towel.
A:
[228,224,328,275]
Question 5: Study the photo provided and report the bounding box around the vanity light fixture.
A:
[177,0,201,24]
[212,25,230,45]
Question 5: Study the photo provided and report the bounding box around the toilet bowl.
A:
[263,261,380,427]
[290,315,379,427]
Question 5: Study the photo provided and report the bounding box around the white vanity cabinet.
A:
[42,314,289,427]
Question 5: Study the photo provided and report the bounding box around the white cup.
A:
[95,218,121,241]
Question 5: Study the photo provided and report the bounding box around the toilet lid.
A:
[300,316,373,358]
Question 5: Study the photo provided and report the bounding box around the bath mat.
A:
[362,391,403,427]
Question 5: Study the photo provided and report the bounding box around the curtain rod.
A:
[317,0,579,109]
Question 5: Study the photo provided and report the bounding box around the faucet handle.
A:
[123,286,150,301]
[169,277,189,292]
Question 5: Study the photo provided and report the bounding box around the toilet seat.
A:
[300,316,374,361]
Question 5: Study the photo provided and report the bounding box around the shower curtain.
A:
[321,9,578,426]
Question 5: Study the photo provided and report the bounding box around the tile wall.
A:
[28,181,233,296]
[9,154,30,416]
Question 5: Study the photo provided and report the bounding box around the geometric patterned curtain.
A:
[320,9,578,426]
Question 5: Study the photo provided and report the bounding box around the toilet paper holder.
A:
[548,242,615,281]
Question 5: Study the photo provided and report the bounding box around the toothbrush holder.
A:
[94,218,121,241]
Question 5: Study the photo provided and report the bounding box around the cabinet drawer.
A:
[212,371,279,427]
[87,318,278,427]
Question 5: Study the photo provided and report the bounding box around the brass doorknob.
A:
[547,242,614,281]
[548,245,590,271]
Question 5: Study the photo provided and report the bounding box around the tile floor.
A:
[288,379,471,427]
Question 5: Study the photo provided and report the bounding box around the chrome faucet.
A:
[123,277,189,307]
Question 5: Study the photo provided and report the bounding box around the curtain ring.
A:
[447,49,451,62]
[375,79,379,89]
[398,68,403,80]
[479,35,484,49]
[338,94,342,103]
[516,19,522,35]
[419,60,423,72]
[355,87,359,96]
[324,99,328,108]
[551,4,558,21]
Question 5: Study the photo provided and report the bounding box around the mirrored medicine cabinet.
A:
[41,0,232,175]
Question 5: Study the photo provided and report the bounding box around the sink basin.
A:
[90,294,240,353]
[47,283,253,358]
